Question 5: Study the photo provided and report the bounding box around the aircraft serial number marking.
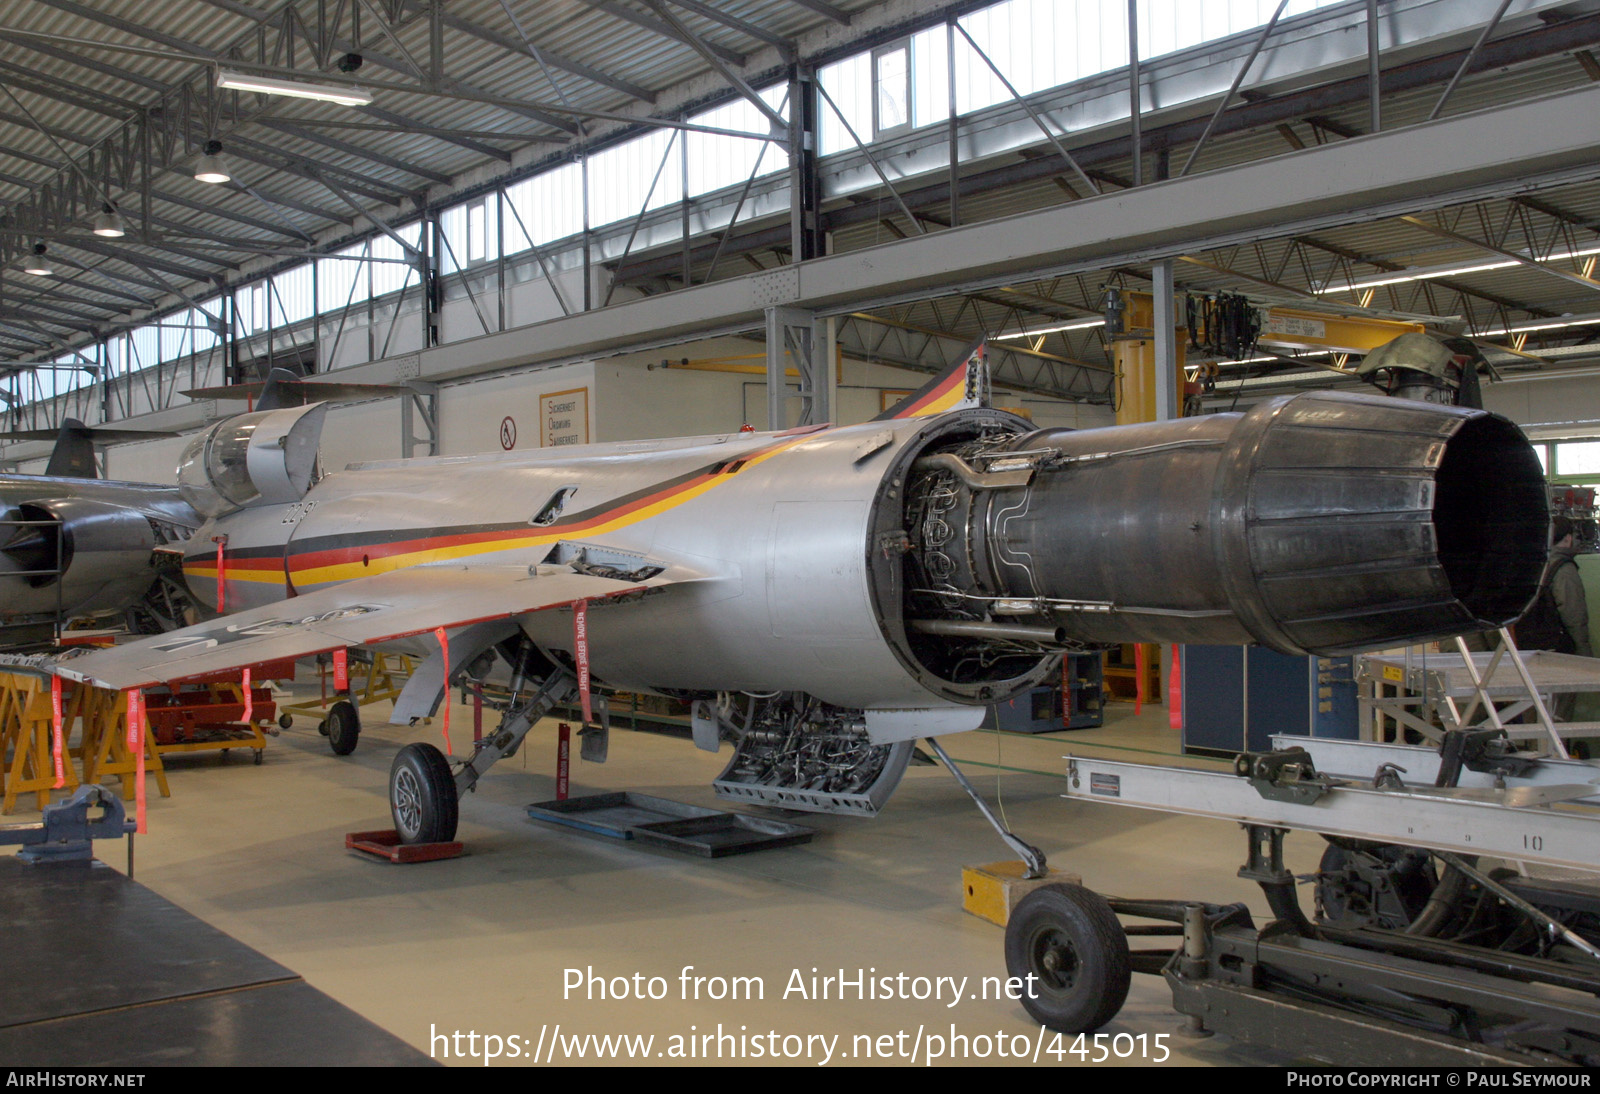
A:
[149,605,384,652]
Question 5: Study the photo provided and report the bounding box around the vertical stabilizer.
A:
[44,419,97,479]
[873,339,990,421]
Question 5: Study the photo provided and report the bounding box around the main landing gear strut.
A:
[385,670,577,845]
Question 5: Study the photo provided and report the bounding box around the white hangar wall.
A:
[1483,374,1600,441]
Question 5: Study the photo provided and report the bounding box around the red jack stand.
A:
[345,829,464,863]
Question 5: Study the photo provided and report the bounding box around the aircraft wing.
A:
[50,561,677,691]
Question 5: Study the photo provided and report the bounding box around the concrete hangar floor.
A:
[82,686,1304,1068]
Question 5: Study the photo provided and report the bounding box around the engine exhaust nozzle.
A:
[988,391,1548,655]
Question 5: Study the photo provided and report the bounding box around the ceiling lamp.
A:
[92,204,127,237]
[215,69,372,107]
[22,243,54,277]
[194,141,232,185]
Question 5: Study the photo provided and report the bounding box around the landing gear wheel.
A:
[325,699,360,756]
[389,743,458,845]
[278,713,293,730]
[1004,883,1130,1033]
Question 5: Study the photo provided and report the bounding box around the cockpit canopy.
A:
[177,403,326,518]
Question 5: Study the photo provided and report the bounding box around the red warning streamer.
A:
[1168,644,1183,731]
[433,627,452,756]
[127,689,147,834]
[50,675,64,788]
[212,535,228,611]
[573,600,592,727]
[332,647,349,691]
[241,667,253,728]
[1134,642,1148,716]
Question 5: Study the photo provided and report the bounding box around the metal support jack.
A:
[924,735,1046,878]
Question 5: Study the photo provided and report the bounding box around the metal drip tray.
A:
[631,814,815,857]
[526,792,814,855]
[525,792,722,839]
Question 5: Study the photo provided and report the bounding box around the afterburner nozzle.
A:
[990,391,1548,655]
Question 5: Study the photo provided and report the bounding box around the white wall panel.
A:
[437,362,596,457]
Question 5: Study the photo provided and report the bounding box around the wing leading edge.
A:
[50,562,681,691]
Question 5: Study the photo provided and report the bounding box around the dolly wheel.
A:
[278,713,293,730]
[1004,883,1131,1033]
[389,743,459,845]
[326,699,360,756]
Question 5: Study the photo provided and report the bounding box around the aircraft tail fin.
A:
[44,419,97,479]
[872,339,990,421]
[255,367,305,412]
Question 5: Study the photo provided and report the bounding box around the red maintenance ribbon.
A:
[127,689,147,835]
[332,647,349,691]
[212,535,228,611]
[241,667,253,727]
[1168,644,1183,732]
[50,675,64,788]
[433,627,452,756]
[573,600,592,727]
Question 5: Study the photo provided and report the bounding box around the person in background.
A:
[1545,514,1591,658]
[1516,514,1591,727]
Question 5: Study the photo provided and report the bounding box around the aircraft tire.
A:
[1004,882,1130,1033]
[326,699,360,756]
[390,742,458,844]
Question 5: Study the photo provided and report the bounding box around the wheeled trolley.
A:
[1004,732,1600,1065]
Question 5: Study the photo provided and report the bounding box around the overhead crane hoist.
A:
[1102,287,1432,423]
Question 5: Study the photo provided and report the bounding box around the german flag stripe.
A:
[184,432,813,590]
[876,361,971,420]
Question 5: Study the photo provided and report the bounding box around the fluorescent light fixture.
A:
[1544,244,1600,263]
[92,205,126,237]
[1219,352,1333,365]
[1317,261,1518,294]
[1318,245,1600,295]
[990,318,1105,341]
[216,69,372,107]
[1479,315,1600,337]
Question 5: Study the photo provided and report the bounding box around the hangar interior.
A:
[5,0,1600,1068]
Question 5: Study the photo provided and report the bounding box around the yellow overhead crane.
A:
[1107,289,1426,425]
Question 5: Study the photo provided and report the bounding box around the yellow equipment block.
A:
[962,860,1081,927]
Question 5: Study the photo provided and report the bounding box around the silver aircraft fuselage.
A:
[172,390,1549,714]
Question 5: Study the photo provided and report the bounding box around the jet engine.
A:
[0,496,160,621]
[872,389,1548,707]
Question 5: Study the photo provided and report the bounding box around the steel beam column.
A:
[1152,260,1177,421]
[400,380,440,458]
[788,64,825,264]
[765,305,828,428]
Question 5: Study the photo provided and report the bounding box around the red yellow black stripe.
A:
[184,431,813,591]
